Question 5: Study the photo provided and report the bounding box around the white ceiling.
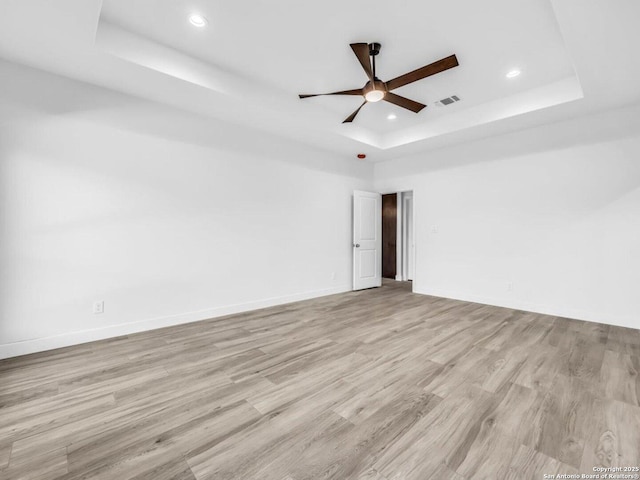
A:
[0,0,639,161]
[99,0,574,132]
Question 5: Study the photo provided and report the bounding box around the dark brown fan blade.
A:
[350,43,375,83]
[383,92,426,113]
[342,101,367,123]
[386,54,459,91]
[299,89,362,99]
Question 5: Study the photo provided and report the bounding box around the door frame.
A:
[376,189,416,291]
[402,192,414,282]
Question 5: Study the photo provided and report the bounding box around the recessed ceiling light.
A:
[506,69,521,79]
[387,113,397,120]
[189,14,208,27]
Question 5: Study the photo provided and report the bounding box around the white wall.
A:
[3,59,640,361]
[0,61,373,358]
[375,104,640,330]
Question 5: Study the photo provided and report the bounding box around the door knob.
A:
[354,243,360,248]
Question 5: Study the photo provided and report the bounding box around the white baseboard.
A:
[415,286,639,331]
[0,284,352,360]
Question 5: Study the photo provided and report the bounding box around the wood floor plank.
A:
[371,382,496,477]
[0,393,117,448]
[607,326,640,357]
[426,345,527,397]
[503,445,575,480]
[0,380,59,410]
[581,396,640,471]
[522,374,596,468]
[278,392,443,480]
[473,311,529,351]
[333,358,443,424]
[2,446,68,480]
[511,344,562,392]
[1,280,639,480]
[454,383,542,479]
[128,459,197,480]
[188,407,353,480]
[558,334,606,385]
[600,350,640,406]
[7,372,264,463]
[65,401,262,480]
[0,442,11,469]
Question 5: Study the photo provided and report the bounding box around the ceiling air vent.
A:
[435,95,460,106]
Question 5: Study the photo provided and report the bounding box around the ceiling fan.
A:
[299,43,459,123]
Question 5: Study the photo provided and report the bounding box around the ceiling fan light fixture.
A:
[365,90,385,102]
[298,42,459,123]
[189,14,208,27]
[506,69,521,78]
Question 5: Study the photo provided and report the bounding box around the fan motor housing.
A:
[368,43,381,56]
[363,79,387,96]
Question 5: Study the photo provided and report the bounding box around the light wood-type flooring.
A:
[1,280,640,480]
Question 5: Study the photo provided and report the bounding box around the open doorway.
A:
[381,191,414,283]
[381,194,397,279]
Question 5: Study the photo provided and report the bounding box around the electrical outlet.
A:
[431,225,439,234]
[93,301,104,314]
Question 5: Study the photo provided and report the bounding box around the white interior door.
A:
[353,190,382,290]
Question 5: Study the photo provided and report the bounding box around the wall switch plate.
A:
[431,225,439,233]
[331,272,336,280]
[93,301,104,314]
